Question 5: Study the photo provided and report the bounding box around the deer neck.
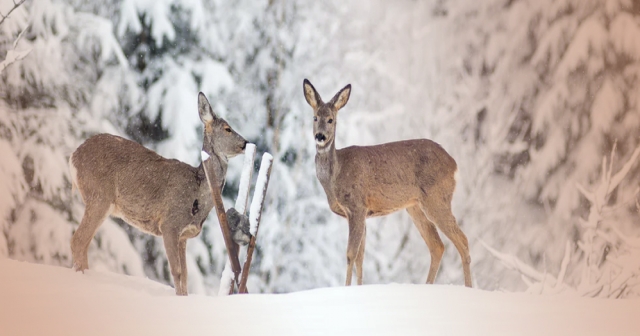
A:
[315,140,338,195]
[198,151,228,192]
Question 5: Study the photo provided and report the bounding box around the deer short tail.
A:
[453,168,460,187]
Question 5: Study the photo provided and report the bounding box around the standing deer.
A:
[303,79,472,287]
[69,92,249,295]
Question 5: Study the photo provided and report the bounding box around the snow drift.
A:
[1,258,639,336]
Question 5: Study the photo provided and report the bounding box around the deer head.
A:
[198,92,247,160]
[303,79,351,152]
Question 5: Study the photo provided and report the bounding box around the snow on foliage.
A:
[488,144,640,298]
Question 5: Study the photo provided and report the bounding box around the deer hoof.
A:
[72,262,86,274]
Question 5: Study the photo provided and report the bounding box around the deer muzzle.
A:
[315,133,327,144]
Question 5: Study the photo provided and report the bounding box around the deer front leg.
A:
[178,238,188,295]
[355,226,366,285]
[345,210,366,286]
[163,230,187,296]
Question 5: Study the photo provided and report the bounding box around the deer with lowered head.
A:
[303,79,472,287]
[69,92,251,295]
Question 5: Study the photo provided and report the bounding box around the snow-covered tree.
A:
[486,144,640,298]
[0,0,143,275]
[458,0,640,289]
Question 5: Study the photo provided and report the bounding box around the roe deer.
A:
[303,79,472,287]
[69,92,248,295]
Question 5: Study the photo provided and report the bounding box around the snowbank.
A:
[1,258,638,336]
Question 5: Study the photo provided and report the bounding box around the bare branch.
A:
[554,241,571,289]
[576,182,594,203]
[0,0,26,26]
[608,146,640,195]
[480,240,545,282]
[607,141,617,189]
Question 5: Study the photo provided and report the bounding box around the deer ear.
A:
[198,92,217,123]
[303,79,323,110]
[329,84,351,111]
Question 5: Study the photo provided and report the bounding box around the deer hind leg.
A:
[421,198,472,288]
[406,205,445,284]
[345,209,366,286]
[163,230,187,296]
[71,200,111,272]
[355,226,366,285]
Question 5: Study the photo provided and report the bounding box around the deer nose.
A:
[242,141,247,150]
[315,133,326,142]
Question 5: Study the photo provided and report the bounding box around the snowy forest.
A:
[1,0,639,297]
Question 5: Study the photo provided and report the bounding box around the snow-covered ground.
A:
[1,258,639,336]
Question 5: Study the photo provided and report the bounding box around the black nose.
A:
[242,141,247,150]
[315,133,326,142]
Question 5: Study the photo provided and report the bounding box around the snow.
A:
[249,153,273,236]
[1,258,640,336]
[200,150,210,161]
[591,79,623,133]
[117,0,176,47]
[610,12,640,60]
[234,143,256,213]
[217,259,233,296]
[0,40,30,72]
[555,15,608,79]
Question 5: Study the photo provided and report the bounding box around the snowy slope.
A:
[1,259,638,336]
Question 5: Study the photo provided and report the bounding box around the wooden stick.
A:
[201,153,242,293]
[238,153,273,294]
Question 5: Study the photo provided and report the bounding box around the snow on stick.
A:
[234,143,256,214]
[249,153,273,236]
[238,152,273,293]
[218,259,234,296]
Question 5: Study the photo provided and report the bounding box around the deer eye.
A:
[313,116,317,122]
[225,127,232,133]
[328,119,333,124]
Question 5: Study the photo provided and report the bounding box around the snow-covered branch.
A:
[0,22,31,74]
[0,0,26,26]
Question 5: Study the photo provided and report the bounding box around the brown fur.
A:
[303,79,472,287]
[69,92,247,295]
